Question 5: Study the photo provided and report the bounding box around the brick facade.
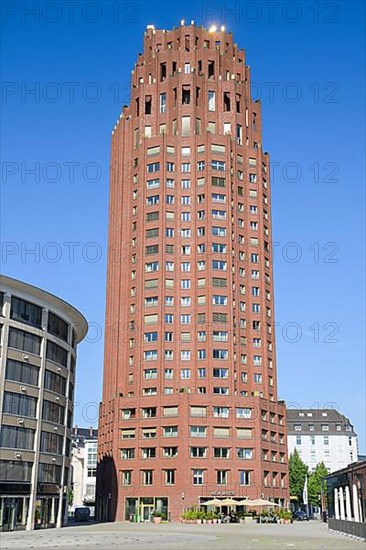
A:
[97,23,288,522]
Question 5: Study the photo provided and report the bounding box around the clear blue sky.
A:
[1,1,365,451]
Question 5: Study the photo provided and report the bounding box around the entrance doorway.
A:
[139,498,154,522]
[0,497,29,531]
[141,504,154,521]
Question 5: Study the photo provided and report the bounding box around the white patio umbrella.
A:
[220,498,239,506]
[202,498,223,506]
[244,498,281,507]
[243,498,281,523]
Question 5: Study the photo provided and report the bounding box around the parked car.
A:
[74,507,91,522]
[293,510,309,521]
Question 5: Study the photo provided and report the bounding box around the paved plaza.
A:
[1,520,365,550]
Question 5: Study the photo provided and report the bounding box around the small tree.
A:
[308,462,328,508]
[289,449,309,502]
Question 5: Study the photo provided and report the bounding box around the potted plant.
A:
[278,509,292,524]
[152,510,163,524]
[212,511,219,524]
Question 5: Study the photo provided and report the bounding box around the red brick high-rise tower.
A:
[97,22,288,522]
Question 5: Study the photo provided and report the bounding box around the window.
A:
[212,209,226,220]
[44,370,67,395]
[181,369,191,379]
[212,193,226,204]
[164,368,173,380]
[181,116,190,136]
[121,448,135,460]
[143,369,157,382]
[191,447,207,458]
[213,407,229,418]
[141,447,156,459]
[164,469,175,485]
[211,160,225,171]
[208,91,215,111]
[147,178,159,190]
[212,226,226,237]
[38,463,61,484]
[196,367,206,379]
[190,426,207,438]
[0,426,35,451]
[46,341,68,367]
[193,469,204,485]
[212,295,227,306]
[147,162,159,173]
[167,162,175,172]
[163,446,178,458]
[217,470,228,485]
[145,261,159,272]
[163,426,178,438]
[142,470,153,485]
[197,160,205,171]
[213,368,228,379]
[237,428,252,439]
[40,431,63,454]
[141,407,156,418]
[213,387,229,395]
[5,358,39,386]
[42,399,65,424]
[239,470,251,486]
[237,448,253,459]
[236,408,252,419]
[212,260,227,271]
[8,328,41,355]
[213,349,228,360]
[122,470,132,485]
[160,93,166,113]
[48,312,68,342]
[143,350,158,362]
[197,349,206,360]
[10,297,42,328]
[121,429,135,439]
[143,387,157,396]
[214,448,230,458]
[236,123,242,145]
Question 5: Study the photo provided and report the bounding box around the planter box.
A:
[196,519,202,524]
[153,516,162,524]
[244,517,257,524]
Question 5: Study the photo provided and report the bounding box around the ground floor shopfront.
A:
[0,483,66,531]
[119,495,287,523]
